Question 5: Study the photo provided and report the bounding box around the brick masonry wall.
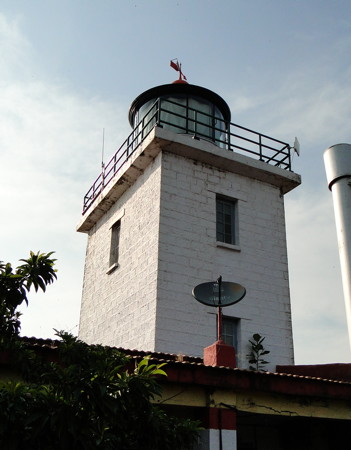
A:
[79,141,294,369]
[155,151,294,368]
[78,153,162,351]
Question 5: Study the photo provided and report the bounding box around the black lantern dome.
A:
[128,83,231,147]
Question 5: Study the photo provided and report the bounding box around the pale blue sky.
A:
[1,0,351,364]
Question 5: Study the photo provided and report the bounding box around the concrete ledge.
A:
[77,127,301,233]
[153,127,301,195]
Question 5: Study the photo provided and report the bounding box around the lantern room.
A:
[128,82,231,147]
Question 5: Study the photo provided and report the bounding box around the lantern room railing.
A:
[82,98,293,214]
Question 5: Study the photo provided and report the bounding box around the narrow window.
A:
[216,196,237,244]
[221,316,240,350]
[109,220,121,267]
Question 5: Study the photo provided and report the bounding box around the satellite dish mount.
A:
[216,276,224,342]
[192,276,246,368]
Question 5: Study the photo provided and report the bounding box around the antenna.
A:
[293,137,300,156]
[101,128,105,170]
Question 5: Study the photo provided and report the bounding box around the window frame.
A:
[216,195,238,246]
[107,219,121,274]
[221,315,240,350]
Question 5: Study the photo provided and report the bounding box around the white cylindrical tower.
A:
[324,143,351,350]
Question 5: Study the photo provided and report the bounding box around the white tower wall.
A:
[78,127,300,370]
[324,143,351,350]
[156,151,294,367]
[79,153,162,350]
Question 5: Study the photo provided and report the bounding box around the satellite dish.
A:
[192,280,246,307]
[293,137,300,156]
[192,276,246,344]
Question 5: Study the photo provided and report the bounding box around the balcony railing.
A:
[82,98,292,214]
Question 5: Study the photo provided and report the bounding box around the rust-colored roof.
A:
[17,336,351,400]
[277,363,351,382]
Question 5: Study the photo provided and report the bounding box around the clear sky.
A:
[1,0,351,364]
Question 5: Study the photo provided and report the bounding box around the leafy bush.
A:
[0,332,199,449]
[0,252,200,449]
[247,333,270,371]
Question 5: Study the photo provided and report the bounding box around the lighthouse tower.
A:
[77,71,300,370]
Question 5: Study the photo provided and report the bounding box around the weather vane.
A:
[170,58,187,82]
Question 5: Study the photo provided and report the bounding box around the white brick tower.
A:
[77,79,300,370]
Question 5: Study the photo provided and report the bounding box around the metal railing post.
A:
[101,164,105,189]
[194,110,197,137]
[156,98,161,127]
[227,123,231,150]
[82,103,293,214]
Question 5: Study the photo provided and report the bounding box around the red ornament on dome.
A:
[170,59,188,84]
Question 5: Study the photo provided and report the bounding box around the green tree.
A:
[0,253,200,449]
[0,251,57,339]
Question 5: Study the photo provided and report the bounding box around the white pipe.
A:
[324,143,351,351]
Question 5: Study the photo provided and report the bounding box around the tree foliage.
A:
[0,333,199,449]
[0,253,200,449]
[0,251,57,338]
